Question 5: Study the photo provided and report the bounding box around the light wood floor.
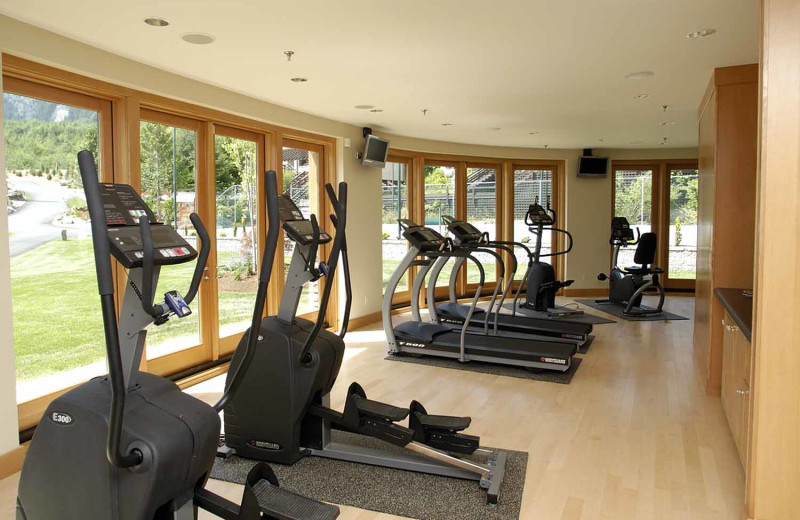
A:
[0,297,746,520]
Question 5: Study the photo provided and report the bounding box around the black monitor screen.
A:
[578,157,609,176]
[364,135,389,166]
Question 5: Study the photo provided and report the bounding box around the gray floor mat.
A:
[576,299,689,321]
[386,353,582,384]
[501,302,616,325]
[212,430,527,520]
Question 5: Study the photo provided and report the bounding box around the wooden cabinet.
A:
[693,64,758,395]
[720,309,752,468]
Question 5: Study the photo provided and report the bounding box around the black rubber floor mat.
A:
[576,299,689,321]
[386,353,582,384]
[501,303,617,325]
[212,431,528,520]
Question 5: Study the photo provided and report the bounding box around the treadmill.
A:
[421,216,592,348]
[383,219,577,372]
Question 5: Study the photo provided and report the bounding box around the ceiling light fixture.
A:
[441,123,453,126]
[625,71,655,80]
[355,105,374,110]
[489,127,502,131]
[687,28,717,39]
[284,50,295,61]
[529,131,540,135]
[634,94,652,99]
[290,77,308,83]
[598,138,605,142]
[181,33,215,45]
[659,121,675,126]
[370,109,383,113]
[144,17,170,27]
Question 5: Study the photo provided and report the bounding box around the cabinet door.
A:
[721,312,736,418]
[735,332,752,468]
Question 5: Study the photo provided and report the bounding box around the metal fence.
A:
[381,177,553,223]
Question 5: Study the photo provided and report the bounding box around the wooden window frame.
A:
[3,76,115,428]
[504,160,565,295]
[2,54,337,432]
[382,155,414,306]
[611,159,699,291]
[138,108,214,376]
[213,125,269,356]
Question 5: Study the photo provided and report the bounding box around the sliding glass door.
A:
[215,126,265,354]
[3,78,112,404]
[381,157,411,303]
[612,161,698,290]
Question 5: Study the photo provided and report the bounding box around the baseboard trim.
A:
[564,288,607,297]
[345,311,382,331]
[0,443,27,480]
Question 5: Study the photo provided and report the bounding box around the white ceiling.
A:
[0,0,759,149]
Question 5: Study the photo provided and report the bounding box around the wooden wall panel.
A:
[749,0,800,516]
[694,87,717,386]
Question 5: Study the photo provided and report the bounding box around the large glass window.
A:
[381,160,409,293]
[512,168,553,279]
[283,143,321,316]
[3,89,107,402]
[668,168,698,280]
[215,133,260,338]
[466,166,498,285]
[139,119,201,359]
[613,169,654,267]
[424,164,456,288]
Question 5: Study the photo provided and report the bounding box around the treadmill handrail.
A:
[215,170,281,412]
[77,150,142,469]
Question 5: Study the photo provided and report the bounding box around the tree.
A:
[615,175,652,225]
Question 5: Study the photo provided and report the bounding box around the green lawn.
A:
[11,239,258,381]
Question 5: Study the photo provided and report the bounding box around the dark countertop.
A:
[715,288,753,341]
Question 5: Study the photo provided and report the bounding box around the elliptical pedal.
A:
[409,401,480,455]
[240,463,339,520]
[342,383,414,446]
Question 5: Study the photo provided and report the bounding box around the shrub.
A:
[381,231,390,240]
[220,232,228,238]
[521,236,530,244]
[675,217,683,246]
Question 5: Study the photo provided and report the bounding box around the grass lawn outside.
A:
[10,239,278,382]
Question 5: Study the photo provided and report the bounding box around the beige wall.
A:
[0,53,21,454]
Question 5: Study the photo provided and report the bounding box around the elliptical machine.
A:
[596,217,665,316]
[517,198,583,318]
[220,179,507,504]
[16,151,338,519]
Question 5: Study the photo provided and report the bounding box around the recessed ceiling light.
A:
[634,94,652,99]
[625,71,655,80]
[370,109,383,113]
[598,138,605,142]
[355,105,374,110]
[441,123,453,126]
[181,33,215,45]
[290,77,308,83]
[489,127,502,131]
[529,131,540,135]
[687,28,717,39]
[144,17,169,27]
[659,121,675,126]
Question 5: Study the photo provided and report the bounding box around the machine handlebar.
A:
[215,170,281,412]
[299,182,348,363]
[77,150,143,469]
